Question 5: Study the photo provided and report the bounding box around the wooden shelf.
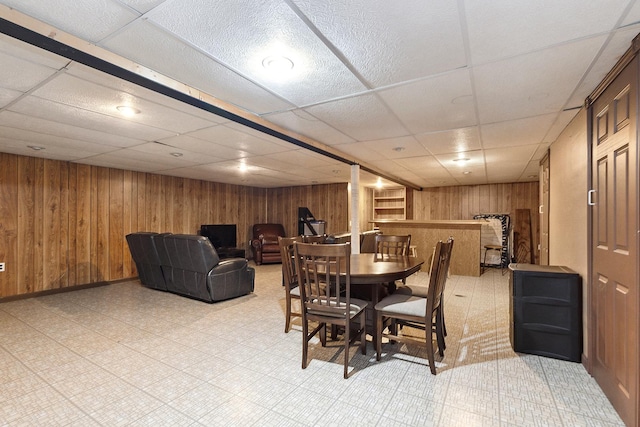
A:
[373,187,407,221]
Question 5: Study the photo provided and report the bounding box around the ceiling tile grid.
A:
[1,0,639,188]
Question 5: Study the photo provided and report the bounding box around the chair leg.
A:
[285,295,292,333]
[426,327,437,375]
[435,317,446,357]
[359,312,366,355]
[302,318,309,370]
[343,321,350,379]
[376,312,383,361]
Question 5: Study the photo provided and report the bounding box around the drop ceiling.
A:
[1,0,639,189]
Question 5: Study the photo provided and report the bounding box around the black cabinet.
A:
[509,263,582,362]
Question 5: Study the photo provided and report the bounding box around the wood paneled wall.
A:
[265,183,349,238]
[0,153,267,298]
[410,182,540,263]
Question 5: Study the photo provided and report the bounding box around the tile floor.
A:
[0,264,625,426]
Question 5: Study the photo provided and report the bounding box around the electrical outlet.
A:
[0,263,4,272]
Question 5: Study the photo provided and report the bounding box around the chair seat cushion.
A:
[307,297,369,318]
[375,293,426,318]
[290,286,300,297]
[395,284,429,298]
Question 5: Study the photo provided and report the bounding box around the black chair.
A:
[125,232,168,291]
[159,234,255,303]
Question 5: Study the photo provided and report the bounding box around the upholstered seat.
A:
[125,232,169,291]
[251,223,285,265]
[158,234,255,303]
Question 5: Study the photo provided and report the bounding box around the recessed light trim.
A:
[262,55,294,72]
[170,152,183,157]
[392,146,405,152]
[27,145,45,151]
[116,105,140,116]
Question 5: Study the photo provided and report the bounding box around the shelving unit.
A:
[373,187,407,221]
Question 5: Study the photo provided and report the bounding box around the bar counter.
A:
[373,220,485,277]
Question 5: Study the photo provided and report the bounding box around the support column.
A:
[350,164,360,254]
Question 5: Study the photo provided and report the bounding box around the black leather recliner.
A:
[125,232,168,291]
[159,234,255,303]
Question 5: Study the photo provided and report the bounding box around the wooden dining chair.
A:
[375,234,412,290]
[302,234,327,244]
[293,241,368,379]
[396,238,454,338]
[374,234,411,257]
[279,236,304,333]
[374,238,453,375]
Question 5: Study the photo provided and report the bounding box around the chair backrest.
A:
[375,234,411,257]
[279,235,303,290]
[125,232,167,290]
[294,242,352,317]
[427,238,454,315]
[252,223,285,242]
[302,234,327,244]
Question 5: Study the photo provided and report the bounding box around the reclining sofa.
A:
[126,232,255,303]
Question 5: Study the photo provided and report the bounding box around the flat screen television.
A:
[200,224,237,249]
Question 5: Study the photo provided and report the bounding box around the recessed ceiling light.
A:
[116,105,140,116]
[376,178,383,189]
[262,55,294,72]
[27,145,45,151]
[463,171,472,175]
[392,146,405,152]
[453,157,470,163]
[170,152,183,157]
[528,174,538,179]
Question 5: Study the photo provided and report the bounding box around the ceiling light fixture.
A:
[27,145,45,151]
[262,55,294,72]
[376,178,383,189]
[116,105,140,116]
[463,171,472,175]
[453,157,470,163]
[392,146,405,152]
[170,152,183,157]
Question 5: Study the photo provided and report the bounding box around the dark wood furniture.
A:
[294,242,367,379]
[279,236,303,333]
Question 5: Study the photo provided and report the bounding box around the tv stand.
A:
[217,247,246,260]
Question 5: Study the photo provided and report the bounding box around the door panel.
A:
[591,57,638,426]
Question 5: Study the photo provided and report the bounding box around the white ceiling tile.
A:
[394,156,455,180]
[155,133,248,159]
[78,151,175,172]
[31,74,215,133]
[379,69,476,134]
[330,141,388,162]
[101,20,294,115]
[415,127,481,155]
[262,110,355,146]
[0,110,146,148]
[484,145,538,165]
[0,87,22,108]
[291,0,466,87]
[62,62,229,124]
[186,124,292,156]
[531,143,551,162]
[146,0,367,106]
[0,33,69,69]
[565,25,640,108]
[305,93,408,141]
[0,125,120,155]
[0,50,60,92]
[434,150,485,171]
[465,0,630,64]
[358,136,430,160]
[480,114,556,149]
[0,136,105,161]
[31,73,218,134]
[0,0,140,43]
[474,35,607,124]
[117,0,166,14]
[127,141,224,165]
[10,96,175,141]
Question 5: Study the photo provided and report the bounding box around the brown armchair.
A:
[251,223,285,265]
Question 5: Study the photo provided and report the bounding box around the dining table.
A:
[332,253,425,345]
